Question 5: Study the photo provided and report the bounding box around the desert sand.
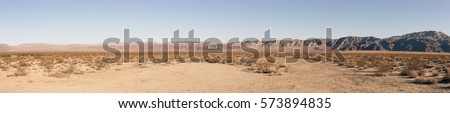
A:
[1,58,448,93]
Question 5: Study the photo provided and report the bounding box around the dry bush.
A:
[356,60,370,70]
[240,57,258,66]
[174,56,186,63]
[95,60,107,70]
[204,56,222,63]
[150,57,169,64]
[310,54,325,62]
[406,61,423,70]
[444,68,450,74]
[115,58,123,65]
[17,59,31,67]
[0,62,9,71]
[400,70,418,78]
[7,67,27,77]
[231,57,242,65]
[440,73,450,83]
[374,72,388,77]
[418,69,427,76]
[62,63,83,74]
[423,64,434,68]
[39,59,54,70]
[188,57,201,63]
[247,60,280,75]
[374,62,393,77]
[47,72,69,78]
[54,57,65,64]
[432,72,440,76]
[413,78,438,85]
[346,62,356,68]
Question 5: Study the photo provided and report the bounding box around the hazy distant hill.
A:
[0,44,9,52]
[0,43,104,52]
[1,31,450,53]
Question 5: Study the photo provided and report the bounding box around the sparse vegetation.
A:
[432,72,440,76]
[441,73,450,83]
[374,62,393,77]
[0,51,450,92]
[413,78,438,85]
[204,56,222,63]
[7,66,27,77]
[0,63,9,71]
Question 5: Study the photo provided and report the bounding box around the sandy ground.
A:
[1,61,449,93]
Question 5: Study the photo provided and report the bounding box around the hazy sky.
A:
[1,0,449,45]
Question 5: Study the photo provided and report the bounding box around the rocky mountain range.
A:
[331,31,450,52]
[0,31,449,52]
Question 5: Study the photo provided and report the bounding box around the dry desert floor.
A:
[1,60,449,93]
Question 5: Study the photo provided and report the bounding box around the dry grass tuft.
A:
[413,78,438,85]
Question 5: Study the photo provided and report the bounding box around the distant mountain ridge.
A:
[1,31,450,52]
[333,31,450,52]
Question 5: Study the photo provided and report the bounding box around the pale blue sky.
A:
[0,0,449,45]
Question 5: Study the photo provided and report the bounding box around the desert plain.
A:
[0,51,450,93]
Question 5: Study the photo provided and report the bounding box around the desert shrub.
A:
[188,57,201,63]
[413,78,438,85]
[356,60,370,68]
[406,61,423,70]
[151,57,169,63]
[374,72,388,77]
[311,54,324,62]
[247,61,279,74]
[423,64,434,68]
[17,59,31,67]
[440,73,450,83]
[374,62,393,76]
[265,57,277,63]
[358,66,367,70]
[95,60,106,70]
[399,62,406,66]
[444,68,450,74]
[231,57,242,65]
[115,58,123,65]
[240,57,258,65]
[418,69,427,76]
[174,56,186,63]
[204,56,222,63]
[432,72,440,76]
[7,67,27,77]
[377,64,392,72]
[67,61,83,74]
[47,72,69,78]
[346,62,356,68]
[400,70,418,78]
[39,60,54,70]
[54,57,65,63]
[0,63,9,71]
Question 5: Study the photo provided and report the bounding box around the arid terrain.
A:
[1,51,449,93]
